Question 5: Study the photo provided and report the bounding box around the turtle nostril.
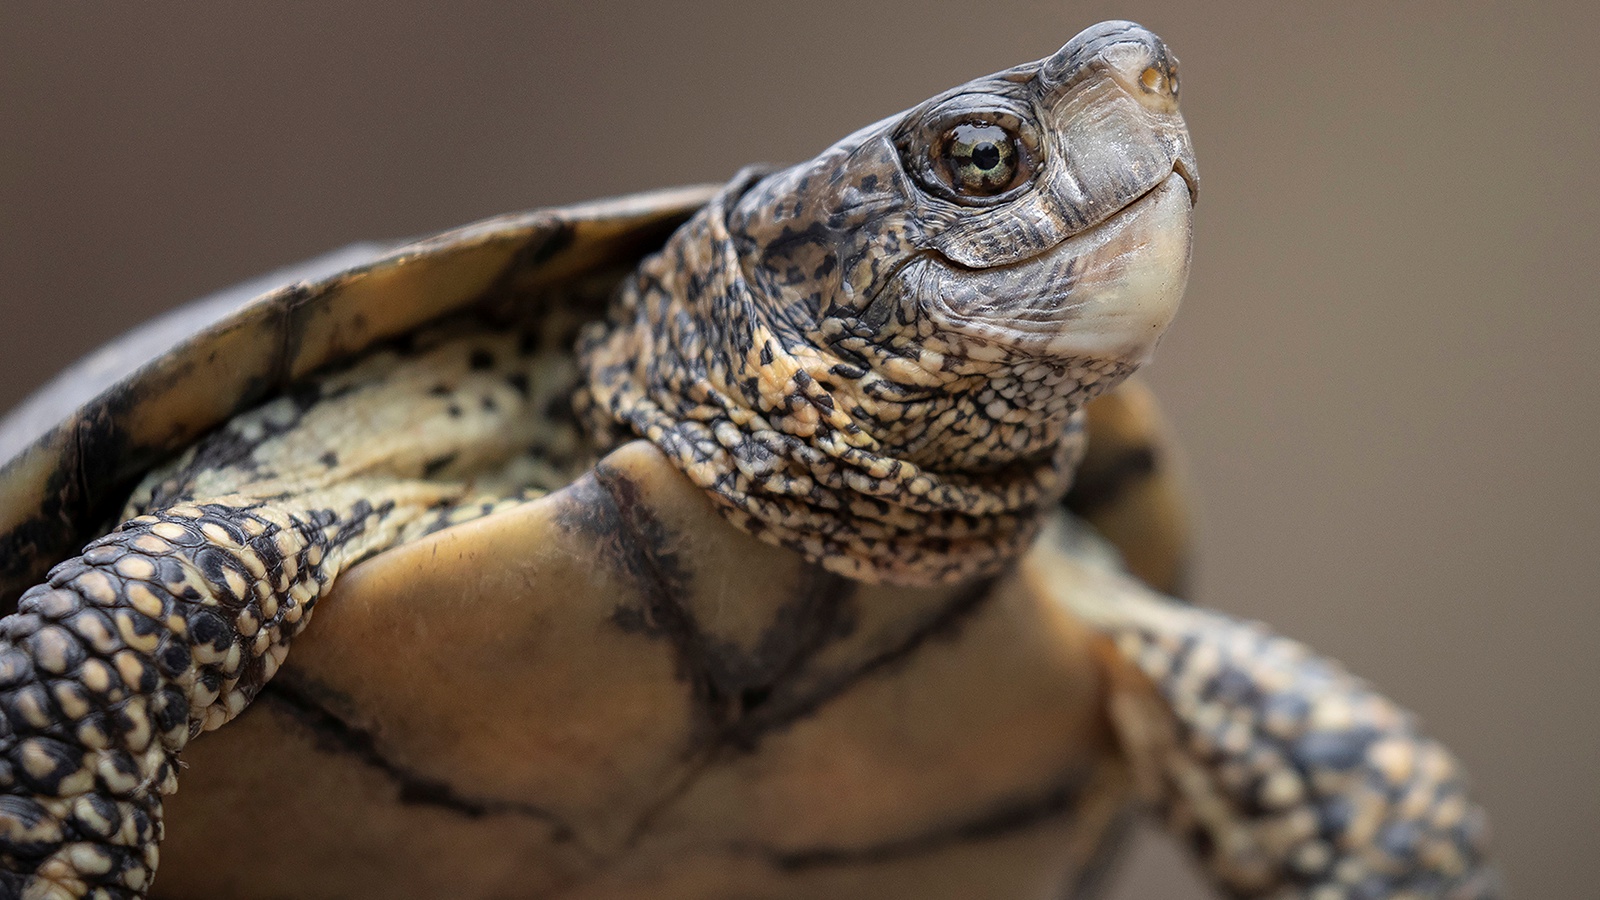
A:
[1136,64,1180,103]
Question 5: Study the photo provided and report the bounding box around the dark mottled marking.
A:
[1293,728,1376,772]
[569,467,892,753]
[0,443,90,615]
[564,470,715,731]
[1063,443,1156,514]
[1102,587,1499,898]
[421,454,458,479]
[728,576,993,747]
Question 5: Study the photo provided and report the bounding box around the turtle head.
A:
[581,21,1198,583]
[727,20,1196,467]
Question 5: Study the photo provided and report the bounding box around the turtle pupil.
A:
[939,122,1022,197]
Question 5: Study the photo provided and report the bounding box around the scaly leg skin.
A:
[0,319,587,898]
[1048,521,1499,899]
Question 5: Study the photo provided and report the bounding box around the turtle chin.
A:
[913,170,1193,368]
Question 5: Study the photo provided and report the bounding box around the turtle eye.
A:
[901,105,1040,204]
[942,123,1024,196]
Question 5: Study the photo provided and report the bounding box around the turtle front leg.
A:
[0,325,582,897]
[0,497,347,899]
[1041,524,1498,899]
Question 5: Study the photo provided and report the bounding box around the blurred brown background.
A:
[2,1,1595,896]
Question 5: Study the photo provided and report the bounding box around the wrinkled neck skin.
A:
[578,179,1082,585]
[580,21,1196,585]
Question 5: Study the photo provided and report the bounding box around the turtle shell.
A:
[0,185,720,614]
[0,189,1191,898]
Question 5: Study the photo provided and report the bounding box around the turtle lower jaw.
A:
[915,169,1194,365]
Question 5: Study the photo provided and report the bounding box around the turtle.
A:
[0,20,1496,900]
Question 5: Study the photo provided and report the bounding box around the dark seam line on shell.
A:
[615,751,721,857]
[69,417,93,539]
[580,470,869,854]
[0,430,92,612]
[1062,442,1157,514]
[729,573,997,745]
[460,223,574,327]
[0,419,98,611]
[614,577,995,859]
[256,680,586,848]
[590,462,994,753]
[611,572,856,853]
[745,770,1093,871]
[720,564,855,738]
[581,465,1008,863]
[271,284,312,397]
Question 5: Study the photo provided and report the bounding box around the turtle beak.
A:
[1174,155,1199,205]
[931,21,1196,271]
[914,168,1193,363]
[1045,19,1199,208]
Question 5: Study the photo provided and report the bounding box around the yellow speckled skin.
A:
[0,20,1494,900]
